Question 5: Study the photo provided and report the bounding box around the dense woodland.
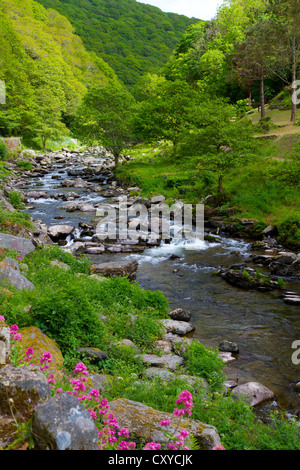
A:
[35,0,198,86]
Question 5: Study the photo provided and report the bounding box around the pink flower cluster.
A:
[3,321,226,452]
[39,351,52,371]
[174,390,193,417]
[12,241,25,262]
[10,324,22,342]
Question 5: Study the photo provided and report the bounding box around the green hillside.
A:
[35,0,200,86]
[0,0,119,146]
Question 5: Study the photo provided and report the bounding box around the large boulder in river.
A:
[231,382,275,406]
[160,319,195,336]
[47,225,74,241]
[109,398,221,450]
[89,260,138,281]
[218,266,279,291]
[168,308,191,322]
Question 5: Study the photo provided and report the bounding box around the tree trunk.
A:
[218,175,223,193]
[260,76,266,119]
[114,152,119,169]
[291,30,297,122]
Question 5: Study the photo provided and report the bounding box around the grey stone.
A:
[231,381,275,406]
[0,257,35,290]
[47,225,74,241]
[168,308,192,322]
[219,340,239,353]
[32,393,99,450]
[160,319,195,336]
[0,365,51,416]
[89,260,138,281]
[138,353,184,370]
[77,347,109,363]
[109,398,221,450]
[0,233,35,256]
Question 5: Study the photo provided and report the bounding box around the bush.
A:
[184,341,226,391]
[8,191,23,209]
[16,160,34,171]
[278,215,300,245]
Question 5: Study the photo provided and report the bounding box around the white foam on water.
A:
[27,197,55,204]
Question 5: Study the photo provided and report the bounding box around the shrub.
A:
[16,160,34,171]
[0,141,8,160]
[8,191,24,209]
[184,341,226,391]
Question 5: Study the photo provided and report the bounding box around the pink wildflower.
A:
[143,441,162,450]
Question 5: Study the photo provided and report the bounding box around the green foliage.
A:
[0,0,118,141]
[0,208,33,230]
[277,215,300,246]
[1,245,168,365]
[7,191,24,209]
[0,142,8,160]
[183,341,226,391]
[74,82,137,166]
[35,0,198,87]
[16,161,34,171]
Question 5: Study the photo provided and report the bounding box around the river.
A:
[17,151,300,415]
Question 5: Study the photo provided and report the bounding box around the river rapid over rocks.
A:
[5,147,300,418]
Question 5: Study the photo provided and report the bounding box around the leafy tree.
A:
[31,86,68,151]
[232,18,283,118]
[0,0,117,144]
[269,0,300,121]
[74,83,137,167]
[175,99,257,193]
[133,79,203,148]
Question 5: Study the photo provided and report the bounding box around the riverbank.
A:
[0,146,299,450]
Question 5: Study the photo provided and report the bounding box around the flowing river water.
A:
[17,152,300,416]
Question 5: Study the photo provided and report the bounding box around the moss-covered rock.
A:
[18,326,64,371]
